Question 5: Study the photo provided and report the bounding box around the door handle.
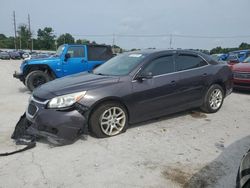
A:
[81,59,86,63]
[170,80,176,86]
[203,73,208,76]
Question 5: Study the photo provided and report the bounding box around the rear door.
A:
[130,54,180,121]
[174,53,209,106]
[63,46,87,76]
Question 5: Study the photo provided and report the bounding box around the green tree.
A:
[17,24,31,49]
[239,42,250,50]
[75,39,90,44]
[0,34,16,49]
[0,34,7,48]
[57,33,75,46]
[37,27,56,50]
[210,46,223,54]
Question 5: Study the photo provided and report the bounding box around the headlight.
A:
[47,91,86,109]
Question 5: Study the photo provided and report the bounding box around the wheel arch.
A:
[23,64,56,79]
[210,80,226,95]
[87,97,130,125]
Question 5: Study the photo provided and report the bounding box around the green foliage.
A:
[57,33,75,46]
[17,24,32,49]
[0,34,15,49]
[76,39,90,44]
[37,27,56,50]
[1,25,249,52]
[210,43,250,54]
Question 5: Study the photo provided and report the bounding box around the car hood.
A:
[26,56,58,64]
[232,63,250,72]
[33,72,120,100]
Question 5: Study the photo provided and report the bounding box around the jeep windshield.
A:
[93,53,145,76]
[55,45,65,56]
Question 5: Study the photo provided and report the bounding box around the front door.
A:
[63,46,87,76]
[129,54,179,122]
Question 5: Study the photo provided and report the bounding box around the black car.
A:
[21,49,232,144]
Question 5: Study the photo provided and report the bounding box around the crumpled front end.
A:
[13,97,90,145]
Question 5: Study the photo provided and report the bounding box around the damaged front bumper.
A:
[22,97,89,145]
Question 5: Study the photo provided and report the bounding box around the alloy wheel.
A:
[100,107,126,136]
[209,89,223,110]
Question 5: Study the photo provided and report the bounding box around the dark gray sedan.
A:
[23,49,232,144]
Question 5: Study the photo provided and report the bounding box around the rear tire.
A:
[89,102,128,138]
[201,84,224,113]
[25,70,51,91]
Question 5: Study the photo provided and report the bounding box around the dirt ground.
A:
[0,60,250,188]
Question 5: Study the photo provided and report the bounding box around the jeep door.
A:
[63,46,87,76]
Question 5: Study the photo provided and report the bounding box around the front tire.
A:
[89,102,128,138]
[25,70,51,91]
[201,84,224,113]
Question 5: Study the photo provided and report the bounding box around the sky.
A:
[0,0,250,50]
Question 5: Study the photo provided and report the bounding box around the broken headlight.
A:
[47,91,86,109]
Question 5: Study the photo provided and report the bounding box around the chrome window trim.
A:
[132,64,210,82]
[132,53,210,82]
[153,64,210,78]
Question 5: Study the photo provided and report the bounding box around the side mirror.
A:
[64,53,71,61]
[136,72,153,82]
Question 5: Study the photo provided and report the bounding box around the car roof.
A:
[127,49,205,56]
[64,44,111,47]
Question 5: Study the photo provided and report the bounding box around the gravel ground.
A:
[0,60,250,188]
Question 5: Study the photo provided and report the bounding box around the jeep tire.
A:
[25,70,51,91]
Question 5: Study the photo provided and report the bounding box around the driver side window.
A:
[67,46,85,58]
[143,55,175,76]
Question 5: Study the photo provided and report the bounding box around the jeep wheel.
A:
[201,84,224,113]
[25,71,51,91]
[89,102,128,138]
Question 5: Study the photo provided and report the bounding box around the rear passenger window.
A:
[175,54,207,71]
[143,55,174,76]
[88,46,113,61]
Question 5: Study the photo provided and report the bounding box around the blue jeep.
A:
[13,44,113,91]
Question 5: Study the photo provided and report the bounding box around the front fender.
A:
[23,58,63,78]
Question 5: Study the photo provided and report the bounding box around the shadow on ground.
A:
[129,109,207,130]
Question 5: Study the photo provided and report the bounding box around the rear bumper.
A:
[13,71,25,82]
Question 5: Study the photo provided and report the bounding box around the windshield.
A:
[56,45,65,56]
[93,53,146,76]
[243,57,250,63]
